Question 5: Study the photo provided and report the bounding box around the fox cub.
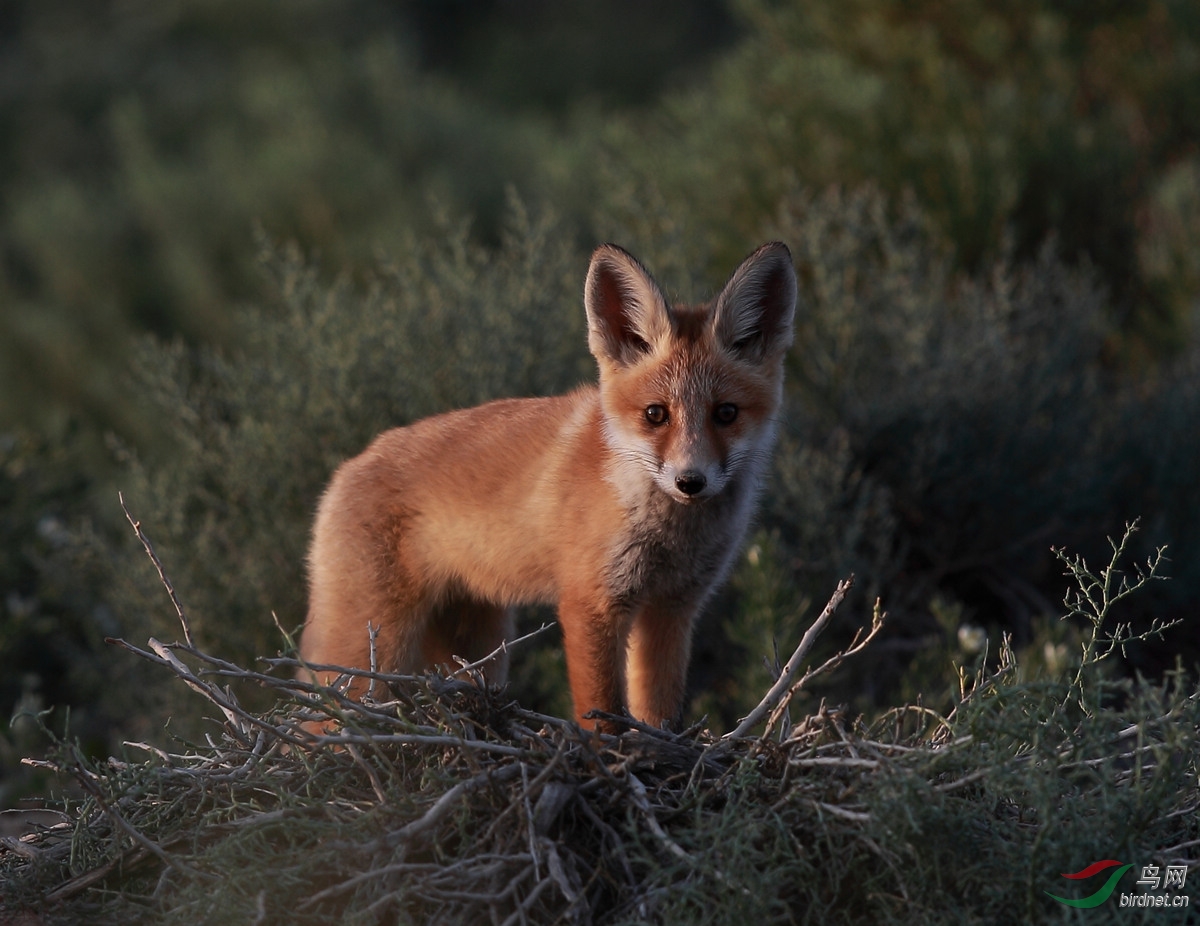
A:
[301,242,797,729]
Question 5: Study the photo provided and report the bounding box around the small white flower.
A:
[1043,641,1070,675]
[957,624,987,654]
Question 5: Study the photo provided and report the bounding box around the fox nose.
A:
[675,471,707,496]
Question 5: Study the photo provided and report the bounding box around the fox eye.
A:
[714,403,738,425]
[644,404,669,426]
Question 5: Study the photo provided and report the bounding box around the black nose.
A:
[675,471,707,496]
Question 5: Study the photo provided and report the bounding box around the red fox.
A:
[300,242,797,730]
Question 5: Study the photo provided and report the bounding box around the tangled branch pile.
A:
[2,527,1198,925]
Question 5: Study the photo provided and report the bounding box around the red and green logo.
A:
[1045,860,1134,908]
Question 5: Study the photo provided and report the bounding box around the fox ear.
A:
[712,242,797,361]
[585,244,672,366]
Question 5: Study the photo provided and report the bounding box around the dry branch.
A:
[724,576,855,739]
[7,503,1192,925]
[119,491,194,646]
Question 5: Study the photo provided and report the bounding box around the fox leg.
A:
[422,598,516,685]
[299,596,430,701]
[624,600,699,729]
[297,592,429,737]
[557,592,631,730]
[302,500,432,698]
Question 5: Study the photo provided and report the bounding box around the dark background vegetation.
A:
[2,0,1199,805]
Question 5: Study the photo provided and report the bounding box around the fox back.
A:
[301,242,797,730]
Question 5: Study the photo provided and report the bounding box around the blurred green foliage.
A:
[0,0,733,438]
[0,430,127,805]
[5,0,1198,437]
[2,0,1199,793]
[597,0,1200,351]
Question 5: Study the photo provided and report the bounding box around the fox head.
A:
[584,242,797,505]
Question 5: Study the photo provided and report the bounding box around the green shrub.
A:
[732,185,1200,718]
[2,526,1194,925]
[589,0,1200,350]
[0,430,125,806]
[81,186,1200,738]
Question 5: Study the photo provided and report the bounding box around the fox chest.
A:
[602,489,752,605]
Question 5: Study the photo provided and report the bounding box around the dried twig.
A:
[119,492,194,646]
[724,576,854,740]
[761,596,887,740]
[455,621,556,676]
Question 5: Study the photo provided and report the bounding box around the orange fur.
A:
[300,242,797,729]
